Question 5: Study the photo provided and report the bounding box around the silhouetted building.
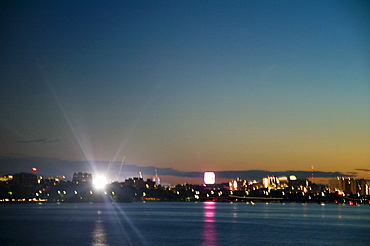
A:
[40,177,60,187]
[72,172,92,185]
[124,177,155,189]
[12,172,37,186]
[288,176,311,190]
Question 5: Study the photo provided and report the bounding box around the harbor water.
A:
[0,202,369,245]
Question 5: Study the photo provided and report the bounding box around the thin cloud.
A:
[355,168,370,172]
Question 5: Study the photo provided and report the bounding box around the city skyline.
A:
[1,1,369,184]
[0,156,364,185]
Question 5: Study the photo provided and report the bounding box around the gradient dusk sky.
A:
[1,1,369,184]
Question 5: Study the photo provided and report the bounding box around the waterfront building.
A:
[288,176,310,190]
[40,177,61,187]
[12,172,37,186]
[229,177,248,191]
[329,177,355,194]
[356,179,370,196]
[262,176,289,189]
[329,177,370,195]
[72,172,92,185]
[124,177,155,189]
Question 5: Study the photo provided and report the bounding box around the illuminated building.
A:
[329,177,355,194]
[0,175,13,183]
[278,176,288,187]
[72,172,92,185]
[248,181,264,191]
[288,176,310,190]
[229,177,248,191]
[56,175,66,181]
[152,169,161,186]
[263,176,276,188]
[263,176,288,189]
[356,179,370,196]
[329,177,369,195]
[262,175,311,193]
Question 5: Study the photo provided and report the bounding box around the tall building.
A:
[12,172,37,186]
[356,179,370,195]
[329,177,358,194]
[229,177,248,191]
[262,176,289,189]
[152,169,161,186]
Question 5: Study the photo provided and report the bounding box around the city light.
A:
[289,175,297,181]
[204,172,215,185]
[1,169,370,204]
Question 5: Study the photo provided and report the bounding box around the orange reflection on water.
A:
[202,201,217,246]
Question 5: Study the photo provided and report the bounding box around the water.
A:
[0,202,369,245]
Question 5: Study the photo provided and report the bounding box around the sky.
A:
[1,0,369,185]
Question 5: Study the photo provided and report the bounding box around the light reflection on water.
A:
[202,202,217,246]
[0,202,369,245]
[92,220,108,246]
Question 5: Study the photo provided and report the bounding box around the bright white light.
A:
[289,175,297,181]
[204,172,215,185]
[93,175,107,189]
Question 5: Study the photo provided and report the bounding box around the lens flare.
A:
[93,175,107,189]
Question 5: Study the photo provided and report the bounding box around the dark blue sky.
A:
[1,1,369,183]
